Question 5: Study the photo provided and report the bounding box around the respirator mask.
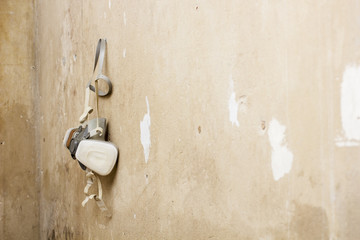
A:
[63,39,117,216]
[63,118,117,176]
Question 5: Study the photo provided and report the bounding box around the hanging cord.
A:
[82,169,111,217]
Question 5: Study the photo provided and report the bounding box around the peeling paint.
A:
[228,74,239,127]
[336,64,360,147]
[108,0,111,9]
[268,118,293,181]
[140,97,151,164]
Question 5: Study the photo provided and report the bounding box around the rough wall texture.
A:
[2,0,360,239]
[0,0,39,239]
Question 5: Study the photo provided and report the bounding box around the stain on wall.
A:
[2,0,360,239]
[290,202,329,240]
[0,0,39,239]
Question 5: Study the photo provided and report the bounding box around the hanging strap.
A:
[87,39,112,97]
[82,169,111,217]
[79,87,93,124]
[79,39,112,124]
[87,79,103,137]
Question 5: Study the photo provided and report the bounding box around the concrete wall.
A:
[2,0,360,239]
[0,0,39,239]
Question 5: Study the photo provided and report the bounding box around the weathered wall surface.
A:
[0,0,39,239]
[34,0,360,239]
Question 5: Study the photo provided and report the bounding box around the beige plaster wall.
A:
[0,0,39,239]
[2,0,360,239]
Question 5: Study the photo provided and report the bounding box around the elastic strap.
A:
[82,169,111,217]
[86,39,112,97]
[94,79,103,136]
[79,39,111,131]
[79,87,93,123]
[87,80,103,137]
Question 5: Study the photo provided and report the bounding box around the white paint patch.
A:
[123,12,127,26]
[134,213,136,219]
[268,118,294,181]
[140,97,151,164]
[108,0,111,9]
[123,48,126,58]
[335,65,360,147]
[335,141,359,147]
[228,74,239,127]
